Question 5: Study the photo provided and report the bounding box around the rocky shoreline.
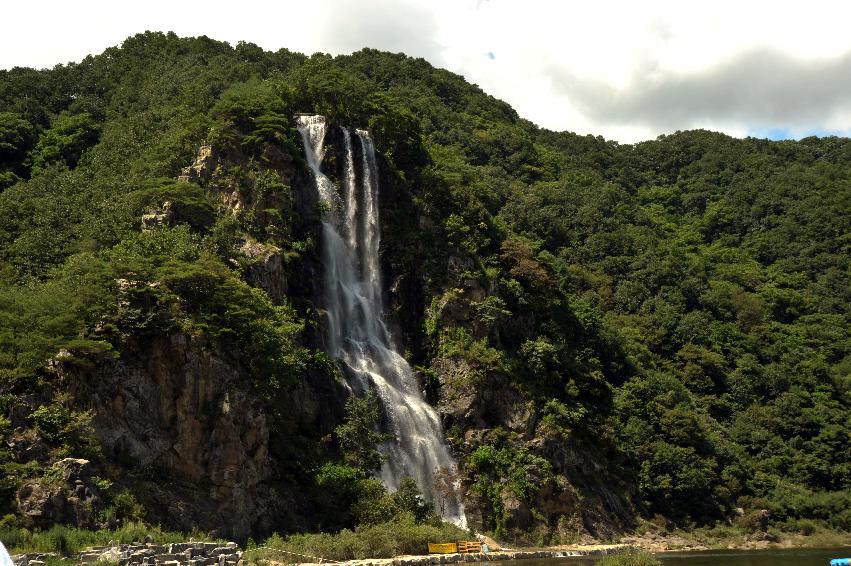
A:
[12,542,243,566]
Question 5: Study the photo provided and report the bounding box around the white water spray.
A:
[297,115,466,526]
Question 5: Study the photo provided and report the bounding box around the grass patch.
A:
[596,549,661,566]
[1,522,216,555]
[244,513,469,562]
[671,523,851,549]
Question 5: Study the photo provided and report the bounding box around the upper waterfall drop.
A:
[297,115,466,527]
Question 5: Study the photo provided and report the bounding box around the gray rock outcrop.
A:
[15,458,102,528]
[49,329,346,538]
[238,239,286,304]
[178,146,217,184]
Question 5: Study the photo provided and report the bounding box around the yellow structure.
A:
[428,543,458,554]
[428,541,483,555]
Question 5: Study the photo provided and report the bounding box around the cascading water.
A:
[297,115,466,526]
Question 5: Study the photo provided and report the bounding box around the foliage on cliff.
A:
[0,32,848,540]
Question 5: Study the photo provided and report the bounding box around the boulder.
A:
[15,459,101,528]
[141,201,174,230]
[239,239,286,304]
[178,146,217,183]
[502,494,532,531]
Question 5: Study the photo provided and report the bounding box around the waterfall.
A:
[297,115,466,526]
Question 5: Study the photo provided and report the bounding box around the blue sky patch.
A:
[747,126,851,140]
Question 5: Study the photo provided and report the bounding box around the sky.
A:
[3,0,851,143]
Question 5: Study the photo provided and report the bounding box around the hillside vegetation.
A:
[0,32,848,544]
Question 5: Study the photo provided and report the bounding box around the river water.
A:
[503,548,849,565]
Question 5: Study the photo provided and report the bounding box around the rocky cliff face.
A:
[413,251,634,541]
[55,332,275,538]
[46,328,346,539]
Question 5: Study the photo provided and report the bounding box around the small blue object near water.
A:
[830,558,851,566]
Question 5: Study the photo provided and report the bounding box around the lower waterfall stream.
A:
[297,115,466,526]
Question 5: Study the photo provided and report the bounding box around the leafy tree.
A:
[0,112,34,188]
[335,391,392,473]
[30,112,99,173]
[392,477,433,523]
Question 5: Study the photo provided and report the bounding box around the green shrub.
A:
[437,327,509,383]
[350,477,398,526]
[27,403,100,457]
[392,478,434,523]
[335,391,392,473]
[99,490,146,526]
[782,518,817,536]
[30,112,100,173]
[248,513,468,562]
[0,522,212,555]
[596,548,661,566]
[466,442,553,537]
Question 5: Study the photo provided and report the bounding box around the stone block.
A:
[168,544,191,554]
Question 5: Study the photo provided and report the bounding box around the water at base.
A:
[500,547,850,566]
[297,115,466,527]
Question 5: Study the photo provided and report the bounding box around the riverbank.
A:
[289,530,851,566]
[618,526,851,553]
[5,522,848,566]
[245,545,631,566]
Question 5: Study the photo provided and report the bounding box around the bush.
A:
[782,518,817,536]
[335,391,392,473]
[247,513,468,562]
[733,510,769,533]
[27,403,100,457]
[392,478,434,523]
[100,490,146,527]
[30,112,100,173]
[596,548,661,566]
[0,522,209,555]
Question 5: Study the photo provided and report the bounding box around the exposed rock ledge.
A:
[13,541,242,566]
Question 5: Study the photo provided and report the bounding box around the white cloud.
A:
[3,0,851,142]
[315,0,442,62]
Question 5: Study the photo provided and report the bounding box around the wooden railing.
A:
[428,541,483,555]
[456,541,483,554]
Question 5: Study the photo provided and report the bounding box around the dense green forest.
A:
[0,32,848,544]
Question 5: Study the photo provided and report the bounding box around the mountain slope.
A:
[0,32,848,541]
